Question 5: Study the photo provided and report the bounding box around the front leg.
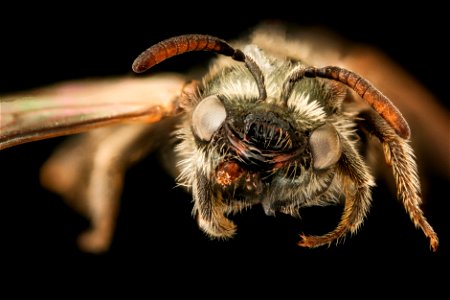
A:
[359,110,439,251]
[41,119,178,253]
[75,124,151,253]
[299,139,375,248]
[193,172,236,239]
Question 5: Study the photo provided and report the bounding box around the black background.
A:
[1,3,448,293]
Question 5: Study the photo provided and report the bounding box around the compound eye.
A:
[309,123,342,170]
[192,95,227,141]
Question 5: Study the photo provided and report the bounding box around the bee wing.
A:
[0,73,186,150]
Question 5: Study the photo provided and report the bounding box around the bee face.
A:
[176,45,349,221]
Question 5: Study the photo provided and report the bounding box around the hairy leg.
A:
[299,139,375,248]
[40,119,178,253]
[359,110,439,251]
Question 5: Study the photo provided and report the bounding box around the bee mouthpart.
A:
[226,123,304,170]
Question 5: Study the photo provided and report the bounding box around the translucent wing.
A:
[0,73,186,150]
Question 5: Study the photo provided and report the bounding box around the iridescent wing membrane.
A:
[1,74,185,149]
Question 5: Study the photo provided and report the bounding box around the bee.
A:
[0,22,445,254]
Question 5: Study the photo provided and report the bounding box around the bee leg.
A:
[41,120,178,253]
[299,139,375,248]
[358,110,439,251]
[193,172,236,239]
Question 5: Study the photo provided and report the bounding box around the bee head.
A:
[182,45,345,201]
[134,33,406,209]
